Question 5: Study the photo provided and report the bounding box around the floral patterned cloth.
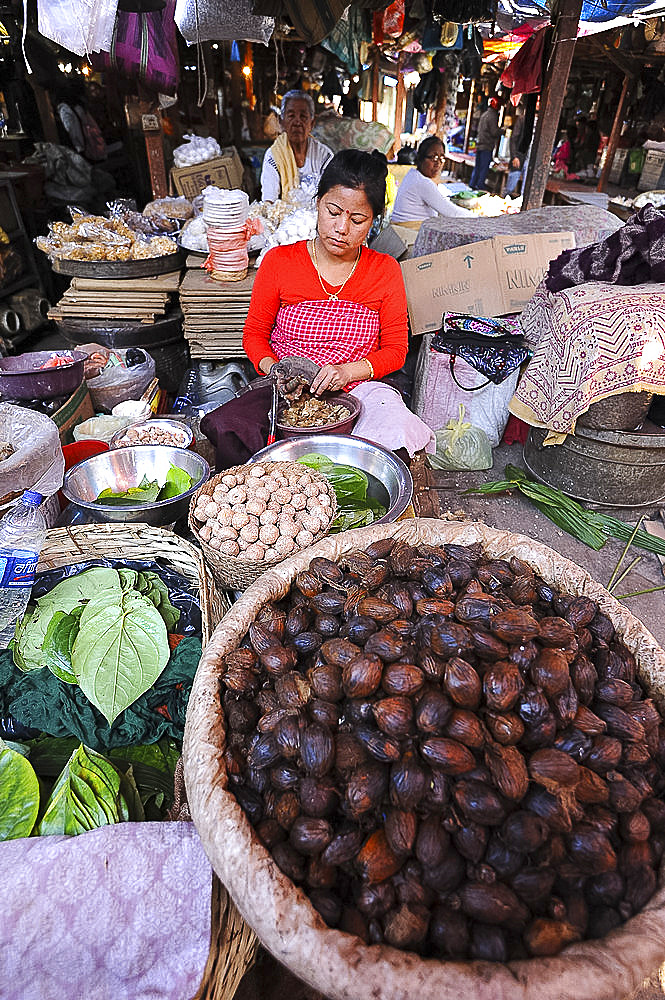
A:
[0,821,212,1000]
[511,280,665,438]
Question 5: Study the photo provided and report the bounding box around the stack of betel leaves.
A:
[13,567,179,725]
[94,465,193,505]
[298,453,386,532]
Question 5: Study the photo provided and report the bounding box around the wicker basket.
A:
[38,523,229,642]
[184,518,665,1000]
[189,461,337,591]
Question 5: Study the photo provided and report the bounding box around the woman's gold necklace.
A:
[311,239,361,302]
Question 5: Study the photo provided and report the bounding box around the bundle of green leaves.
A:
[298,453,386,532]
[0,737,180,841]
[94,466,192,506]
[13,568,180,725]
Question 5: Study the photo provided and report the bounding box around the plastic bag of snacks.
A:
[79,346,156,412]
[34,206,178,263]
[143,196,194,222]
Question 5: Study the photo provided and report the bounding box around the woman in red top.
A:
[243,150,434,454]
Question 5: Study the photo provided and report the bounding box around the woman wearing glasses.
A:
[391,136,471,225]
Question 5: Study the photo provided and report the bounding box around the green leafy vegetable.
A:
[94,466,193,506]
[13,568,121,672]
[72,591,170,725]
[42,606,83,683]
[0,740,40,841]
[36,744,128,836]
[467,465,665,557]
[299,453,386,534]
[158,465,193,501]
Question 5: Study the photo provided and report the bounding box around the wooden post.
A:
[371,50,380,122]
[521,0,583,211]
[463,78,476,153]
[394,52,406,149]
[434,73,447,137]
[597,73,632,192]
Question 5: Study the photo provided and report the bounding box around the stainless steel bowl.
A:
[109,418,194,451]
[249,434,413,523]
[62,445,209,525]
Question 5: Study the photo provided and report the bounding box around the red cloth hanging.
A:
[500,25,548,106]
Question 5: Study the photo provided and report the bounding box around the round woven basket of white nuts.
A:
[188,461,337,590]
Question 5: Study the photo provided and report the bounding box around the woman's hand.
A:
[310,363,350,396]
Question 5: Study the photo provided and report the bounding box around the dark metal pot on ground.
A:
[524,424,665,506]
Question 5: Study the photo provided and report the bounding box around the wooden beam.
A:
[591,39,637,79]
[371,50,380,122]
[597,74,632,193]
[394,52,406,149]
[522,0,583,211]
[463,79,476,154]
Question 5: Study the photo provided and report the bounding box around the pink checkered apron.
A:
[270,299,380,389]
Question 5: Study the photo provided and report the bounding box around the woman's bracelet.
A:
[362,358,374,380]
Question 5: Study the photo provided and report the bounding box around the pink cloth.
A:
[501,25,547,105]
[271,299,379,389]
[0,821,212,1000]
[350,381,436,456]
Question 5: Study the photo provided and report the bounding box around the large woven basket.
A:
[189,461,337,591]
[38,523,228,643]
[184,518,665,1000]
[36,523,259,998]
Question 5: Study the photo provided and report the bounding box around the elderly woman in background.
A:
[391,135,472,225]
[261,90,333,203]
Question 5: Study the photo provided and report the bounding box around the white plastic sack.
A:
[429,404,492,471]
[84,349,156,413]
[0,403,64,500]
[173,134,221,168]
[174,0,274,44]
[414,335,519,448]
[37,0,118,56]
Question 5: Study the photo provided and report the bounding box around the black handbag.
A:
[431,313,531,391]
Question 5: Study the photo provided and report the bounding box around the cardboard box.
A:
[401,231,576,335]
[53,380,94,445]
[170,148,244,199]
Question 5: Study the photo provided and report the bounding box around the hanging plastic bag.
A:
[37,0,118,57]
[428,405,493,471]
[174,0,274,44]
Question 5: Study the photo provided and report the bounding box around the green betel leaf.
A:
[138,572,180,631]
[297,453,335,472]
[118,569,138,592]
[43,610,81,684]
[0,742,40,840]
[37,744,124,836]
[72,592,170,725]
[157,465,193,501]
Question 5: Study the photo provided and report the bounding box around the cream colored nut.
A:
[216,526,238,541]
[232,510,250,530]
[227,486,247,505]
[199,524,212,541]
[260,509,279,525]
[238,537,249,551]
[319,493,331,508]
[244,542,266,561]
[274,535,295,555]
[253,486,270,502]
[216,505,233,526]
[192,506,207,522]
[298,513,319,534]
[240,522,260,543]
[278,517,298,538]
[204,500,219,518]
[221,474,237,487]
[248,465,266,478]
[280,504,295,520]
[262,477,278,492]
[259,523,279,545]
[267,500,280,513]
[264,547,279,561]
[307,500,325,517]
[304,482,320,497]
[219,539,240,556]
[246,498,267,517]
[290,493,307,510]
[274,487,292,505]
[295,529,314,548]
[298,471,313,485]
[208,536,221,550]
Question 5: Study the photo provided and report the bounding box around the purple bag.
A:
[93,0,178,95]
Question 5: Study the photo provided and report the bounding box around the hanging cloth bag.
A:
[431,312,531,390]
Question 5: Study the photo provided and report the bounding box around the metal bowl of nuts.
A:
[109,418,194,451]
[183,518,665,1000]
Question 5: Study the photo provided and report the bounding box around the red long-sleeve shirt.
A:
[242,241,408,380]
